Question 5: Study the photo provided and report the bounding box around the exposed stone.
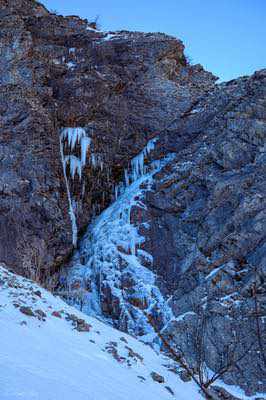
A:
[125,346,144,363]
[209,386,242,400]
[76,319,91,332]
[19,306,35,317]
[165,386,175,396]
[35,309,47,319]
[0,0,216,283]
[178,369,191,382]
[150,371,165,383]
[51,311,62,318]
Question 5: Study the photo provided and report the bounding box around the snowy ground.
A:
[0,266,203,400]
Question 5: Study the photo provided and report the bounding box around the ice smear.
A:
[127,137,158,185]
[61,136,174,342]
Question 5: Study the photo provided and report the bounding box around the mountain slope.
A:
[0,0,265,397]
[0,265,203,400]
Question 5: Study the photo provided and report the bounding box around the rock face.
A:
[0,0,215,282]
[145,70,266,395]
[60,69,266,396]
[0,0,265,396]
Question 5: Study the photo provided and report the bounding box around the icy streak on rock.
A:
[81,136,91,166]
[127,137,158,185]
[59,127,105,246]
[59,134,78,247]
[61,137,174,342]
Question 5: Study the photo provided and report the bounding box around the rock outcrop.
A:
[0,0,265,396]
[145,70,266,395]
[0,0,216,281]
[60,69,266,396]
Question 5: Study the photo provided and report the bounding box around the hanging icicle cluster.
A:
[114,137,159,201]
[60,127,90,180]
[59,127,104,247]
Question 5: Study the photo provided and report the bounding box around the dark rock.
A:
[178,369,192,382]
[165,386,175,396]
[0,0,216,283]
[19,306,35,317]
[65,313,78,322]
[52,311,62,318]
[125,346,144,363]
[76,320,91,332]
[150,371,165,383]
[35,309,47,319]
[209,386,242,400]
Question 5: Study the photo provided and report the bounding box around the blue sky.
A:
[42,0,266,81]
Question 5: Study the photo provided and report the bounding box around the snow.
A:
[86,26,102,32]
[0,266,203,400]
[190,107,204,114]
[66,61,76,70]
[103,33,118,41]
[205,265,224,280]
[205,366,264,400]
[174,311,197,322]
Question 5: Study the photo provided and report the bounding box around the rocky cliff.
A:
[0,0,265,397]
[0,0,216,280]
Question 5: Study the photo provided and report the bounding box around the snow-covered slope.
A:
[0,265,203,400]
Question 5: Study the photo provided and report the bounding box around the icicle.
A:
[90,152,102,169]
[128,137,159,184]
[91,153,96,168]
[81,136,91,166]
[61,127,87,151]
[82,182,86,198]
[70,128,78,150]
[131,151,145,181]
[65,155,82,180]
[130,234,136,255]
[146,137,157,154]
[115,186,119,200]
[59,135,78,247]
[124,168,130,186]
